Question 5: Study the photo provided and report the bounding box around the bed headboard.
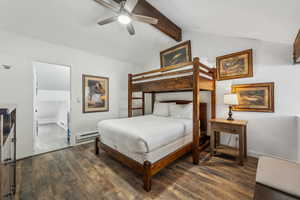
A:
[159,100,207,132]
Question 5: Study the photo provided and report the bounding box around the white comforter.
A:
[98,115,192,153]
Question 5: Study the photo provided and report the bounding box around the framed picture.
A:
[160,40,192,68]
[82,75,109,113]
[232,82,274,112]
[294,30,300,64]
[217,49,253,80]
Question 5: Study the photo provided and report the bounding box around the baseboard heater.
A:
[76,131,99,144]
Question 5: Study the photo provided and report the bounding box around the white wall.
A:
[35,62,71,91]
[298,116,300,163]
[143,31,300,161]
[36,90,70,129]
[0,30,140,159]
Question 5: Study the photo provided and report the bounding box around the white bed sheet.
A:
[98,115,192,154]
[102,134,193,164]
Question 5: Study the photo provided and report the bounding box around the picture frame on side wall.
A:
[217,49,253,80]
[160,40,192,69]
[232,82,274,112]
[294,30,300,64]
[82,74,109,113]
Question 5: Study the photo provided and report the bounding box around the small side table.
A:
[210,118,248,166]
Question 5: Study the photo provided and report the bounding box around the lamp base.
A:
[227,105,234,121]
[227,116,234,121]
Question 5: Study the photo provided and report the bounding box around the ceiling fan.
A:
[94,0,159,35]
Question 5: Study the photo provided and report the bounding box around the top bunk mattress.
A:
[98,115,192,154]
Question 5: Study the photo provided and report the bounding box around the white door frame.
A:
[32,61,74,149]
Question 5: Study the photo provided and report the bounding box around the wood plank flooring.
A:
[15,143,258,200]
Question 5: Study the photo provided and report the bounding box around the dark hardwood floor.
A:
[15,143,258,200]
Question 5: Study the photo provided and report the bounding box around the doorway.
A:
[33,62,71,155]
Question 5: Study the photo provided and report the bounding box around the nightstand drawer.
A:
[211,122,242,134]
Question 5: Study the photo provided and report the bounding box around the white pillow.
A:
[169,103,193,119]
[153,102,169,117]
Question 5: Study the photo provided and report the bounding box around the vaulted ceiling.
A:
[0,0,299,66]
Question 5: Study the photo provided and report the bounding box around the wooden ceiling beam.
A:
[113,0,182,42]
[294,30,300,64]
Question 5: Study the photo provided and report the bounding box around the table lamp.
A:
[224,93,239,121]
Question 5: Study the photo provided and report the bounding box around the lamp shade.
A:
[224,93,239,105]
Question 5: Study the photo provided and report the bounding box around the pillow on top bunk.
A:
[153,102,169,117]
[169,103,193,119]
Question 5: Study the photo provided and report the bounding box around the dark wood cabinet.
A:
[0,106,16,199]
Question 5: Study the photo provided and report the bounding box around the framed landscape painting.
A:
[82,75,109,113]
[160,40,192,69]
[217,49,253,80]
[232,82,274,112]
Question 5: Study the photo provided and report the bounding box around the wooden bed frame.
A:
[95,57,216,191]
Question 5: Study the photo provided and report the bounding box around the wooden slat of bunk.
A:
[199,62,214,72]
[132,97,143,99]
[133,68,213,82]
[133,75,193,92]
[132,107,143,110]
[132,62,193,78]
[132,75,214,92]
[199,69,213,77]
[132,69,193,82]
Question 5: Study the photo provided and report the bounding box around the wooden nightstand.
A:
[210,118,248,166]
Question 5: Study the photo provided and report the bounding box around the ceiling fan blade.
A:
[98,16,118,25]
[131,14,158,25]
[125,0,138,12]
[94,0,120,13]
[126,23,135,35]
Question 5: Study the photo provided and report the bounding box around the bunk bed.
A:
[95,57,216,191]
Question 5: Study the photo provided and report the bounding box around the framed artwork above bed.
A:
[82,75,109,113]
[232,82,274,112]
[160,40,192,69]
[217,49,253,80]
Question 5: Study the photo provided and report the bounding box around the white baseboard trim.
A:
[248,150,299,163]
[76,130,99,144]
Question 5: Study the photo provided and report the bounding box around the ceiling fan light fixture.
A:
[118,14,131,25]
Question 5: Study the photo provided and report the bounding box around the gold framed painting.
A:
[217,49,253,80]
[82,75,109,113]
[160,40,192,69]
[232,82,274,112]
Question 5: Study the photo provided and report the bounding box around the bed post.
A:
[211,69,218,145]
[152,92,156,112]
[128,74,133,118]
[211,68,216,119]
[95,137,100,155]
[193,57,200,165]
[143,161,152,192]
[142,92,145,115]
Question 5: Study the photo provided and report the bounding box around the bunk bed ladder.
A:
[128,74,145,117]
